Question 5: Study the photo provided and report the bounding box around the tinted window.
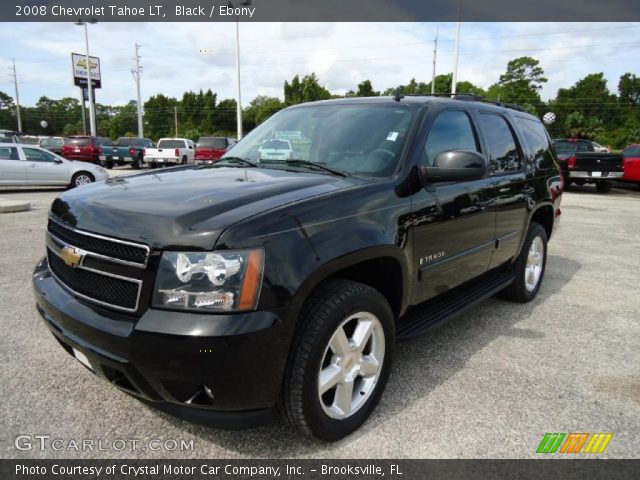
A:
[514,117,556,170]
[23,148,57,162]
[424,110,478,166]
[197,137,228,149]
[157,140,186,149]
[64,137,91,146]
[479,113,521,173]
[41,138,63,148]
[623,146,640,157]
[0,147,19,160]
[117,138,146,146]
[0,136,14,143]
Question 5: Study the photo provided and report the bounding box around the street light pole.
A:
[134,43,144,138]
[76,20,97,136]
[10,58,22,132]
[451,0,462,96]
[235,18,243,140]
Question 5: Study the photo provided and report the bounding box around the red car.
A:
[62,136,112,164]
[194,136,236,164]
[622,144,640,185]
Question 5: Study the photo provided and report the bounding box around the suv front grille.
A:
[48,219,148,266]
[48,252,140,311]
[46,218,148,313]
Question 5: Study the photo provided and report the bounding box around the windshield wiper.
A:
[216,156,258,167]
[260,159,347,177]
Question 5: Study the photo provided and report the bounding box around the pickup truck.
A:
[33,95,562,441]
[144,138,195,168]
[553,138,623,193]
[99,137,154,169]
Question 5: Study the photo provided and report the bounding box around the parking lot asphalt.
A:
[1,169,639,459]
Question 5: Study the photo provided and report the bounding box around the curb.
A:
[0,199,31,213]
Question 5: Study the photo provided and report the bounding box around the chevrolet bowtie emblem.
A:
[60,246,83,268]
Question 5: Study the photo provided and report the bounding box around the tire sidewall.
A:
[299,288,395,440]
[71,172,94,188]
[517,223,548,301]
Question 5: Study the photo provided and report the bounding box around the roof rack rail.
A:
[399,92,528,112]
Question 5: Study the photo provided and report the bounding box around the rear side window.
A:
[478,113,521,173]
[0,146,19,160]
[514,117,556,170]
[423,110,478,166]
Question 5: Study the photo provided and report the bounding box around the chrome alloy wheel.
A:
[525,235,544,292]
[74,174,93,186]
[317,311,385,420]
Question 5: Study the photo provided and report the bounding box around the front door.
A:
[411,109,496,304]
[23,147,68,185]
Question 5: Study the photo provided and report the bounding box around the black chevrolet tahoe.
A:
[33,95,563,440]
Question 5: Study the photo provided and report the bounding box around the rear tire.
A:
[70,171,95,188]
[181,156,188,165]
[132,156,142,169]
[104,160,114,169]
[282,279,395,441]
[501,222,547,303]
[596,181,612,193]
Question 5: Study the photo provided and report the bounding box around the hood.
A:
[51,166,361,249]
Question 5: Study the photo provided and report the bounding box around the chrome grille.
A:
[46,218,148,313]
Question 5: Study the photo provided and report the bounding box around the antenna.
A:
[394,86,405,102]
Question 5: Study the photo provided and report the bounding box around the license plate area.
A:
[73,348,94,371]
[591,171,602,177]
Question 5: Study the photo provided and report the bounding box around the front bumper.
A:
[32,258,293,428]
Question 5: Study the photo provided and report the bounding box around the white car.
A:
[258,139,294,160]
[0,143,108,188]
[591,142,610,153]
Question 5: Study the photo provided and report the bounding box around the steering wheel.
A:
[370,148,396,160]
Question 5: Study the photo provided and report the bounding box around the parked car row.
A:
[553,138,639,193]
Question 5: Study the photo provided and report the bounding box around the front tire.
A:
[282,280,395,441]
[70,171,95,188]
[501,222,547,303]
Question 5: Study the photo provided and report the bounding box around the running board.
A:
[396,268,514,341]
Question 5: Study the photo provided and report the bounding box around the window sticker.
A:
[387,131,399,142]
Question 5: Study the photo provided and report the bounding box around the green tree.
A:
[212,98,238,133]
[355,80,380,97]
[243,96,284,131]
[284,73,331,105]
[618,73,640,105]
[144,93,178,139]
[496,56,547,108]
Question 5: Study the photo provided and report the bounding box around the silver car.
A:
[0,143,108,188]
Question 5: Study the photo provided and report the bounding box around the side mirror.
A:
[419,150,488,184]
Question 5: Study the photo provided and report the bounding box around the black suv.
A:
[33,95,562,440]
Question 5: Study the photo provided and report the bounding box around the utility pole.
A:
[10,58,22,132]
[431,27,438,95]
[174,106,178,137]
[133,43,144,138]
[451,0,462,95]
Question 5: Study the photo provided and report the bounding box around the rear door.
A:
[474,111,530,268]
[411,108,497,303]
[0,146,26,185]
[23,147,69,185]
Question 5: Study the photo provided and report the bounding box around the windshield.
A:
[197,137,227,149]
[117,137,145,146]
[158,139,186,149]
[225,103,414,177]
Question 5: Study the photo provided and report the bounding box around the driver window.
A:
[24,148,55,162]
[424,110,478,166]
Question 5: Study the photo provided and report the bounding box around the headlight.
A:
[152,249,264,312]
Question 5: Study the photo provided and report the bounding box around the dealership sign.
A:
[71,53,101,88]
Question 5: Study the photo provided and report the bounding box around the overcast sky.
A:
[1,22,638,107]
